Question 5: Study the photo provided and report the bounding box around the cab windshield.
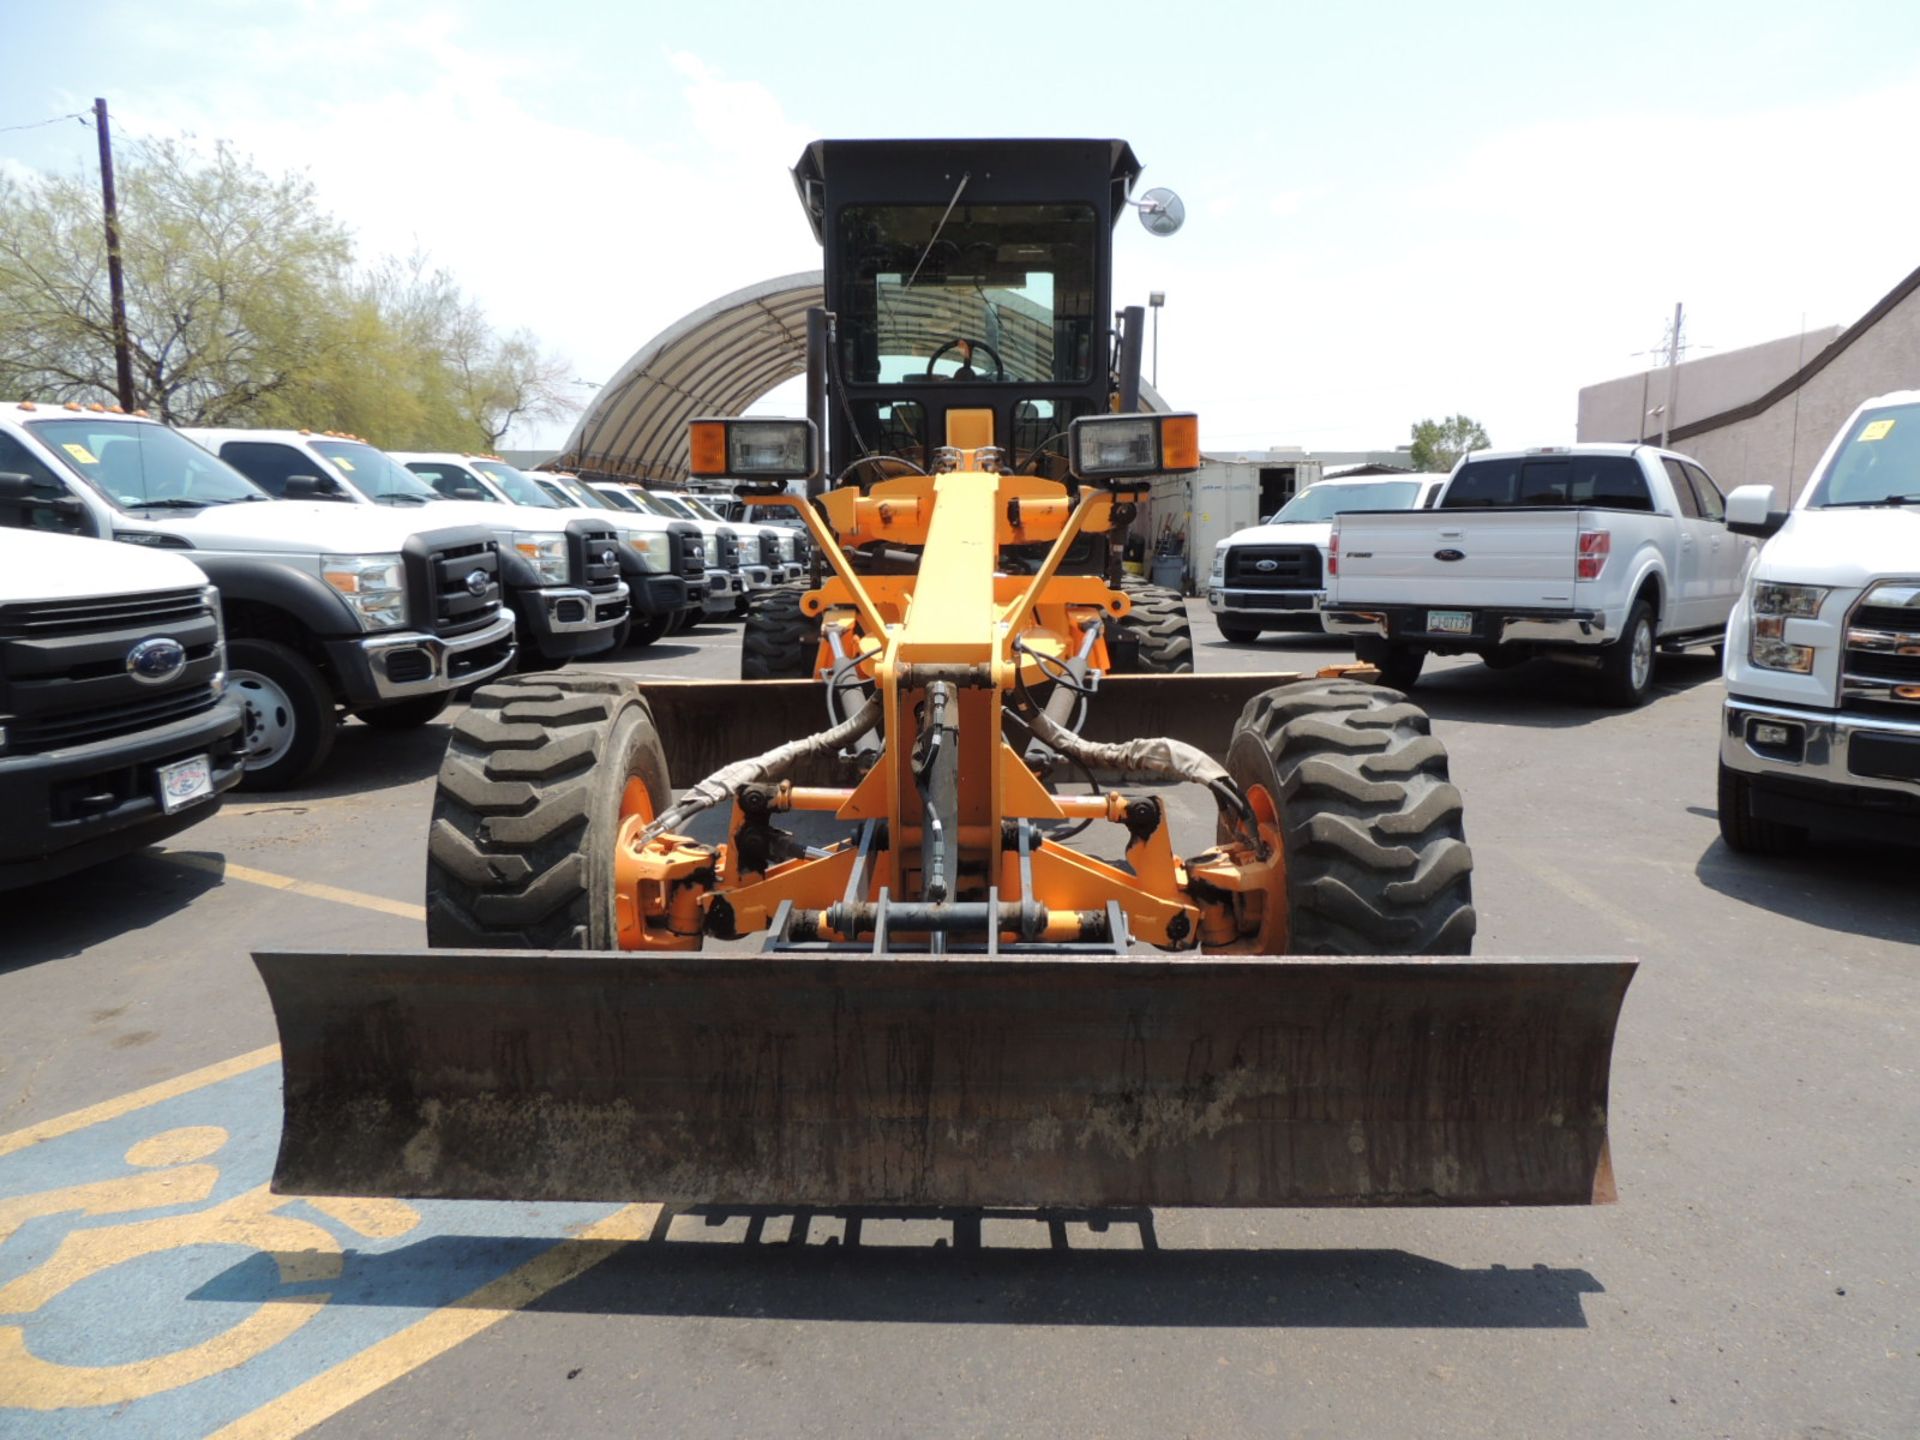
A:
[27,419,267,510]
[1805,403,1920,508]
[312,440,442,505]
[647,493,700,520]
[472,460,559,507]
[838,202,1098,384]
[1273,481,1424,523]
[545,476,613,510]
[671,494,726,523]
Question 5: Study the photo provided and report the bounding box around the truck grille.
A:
[417,537,501,637]
[1840,591,1920,718]
[0,587,224,755]
[1226,544,1322,590]
[566,525,624,593]
[667,523,705,581]
[715,530,739,569]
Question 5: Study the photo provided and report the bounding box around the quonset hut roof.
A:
[551,271,823,482]
[551,266,1171,484]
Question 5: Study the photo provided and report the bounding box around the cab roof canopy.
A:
[790,138,1145,242]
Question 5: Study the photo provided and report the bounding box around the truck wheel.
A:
[740,582,821,679]
[629,613,672,649]
[1222,679,1474,954]
[427,676,673,949]
[1355,639,1425,692]
[1716,759,1806,856]
[1217,616,1265,644]
[226,638,337,791]
[1597,599,1656,707]
[356,694,450,730]
[1113,577,1194,673]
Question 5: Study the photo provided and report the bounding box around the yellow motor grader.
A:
[254,139,1632,1210]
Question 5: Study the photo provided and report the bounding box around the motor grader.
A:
[255,139,1632,1211]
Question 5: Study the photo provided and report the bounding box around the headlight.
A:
[1749,580,1829,674]
[1211,546,1228,580]
[626,532,670,571]
[512,531,569,585]
[768,532,795,562]
[736,533,761,564]
[321,553,407,631]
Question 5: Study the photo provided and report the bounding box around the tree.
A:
[1408,415,1491,473]
[0,139,353,424]
[0,140,577,448]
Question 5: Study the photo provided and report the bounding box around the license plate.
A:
[1426,610,1474,635]
[157,754,215,814]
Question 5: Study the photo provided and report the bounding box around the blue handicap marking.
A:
[0,1062,627,1435]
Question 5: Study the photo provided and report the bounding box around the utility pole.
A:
[1660,300,1682,449]
[1148,291,1165,390]
[93,97,136,412]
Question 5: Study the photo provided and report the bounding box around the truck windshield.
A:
[671,494,726,523]
[617,488,677,518]
[838,203,1098,384]
[647,493,699,520]
[312,440,441,505]
[27,419,267,510]
[1274,481,1423,522]
[471,460,559,507]
[1805,403,1920,507]
[1442,455,1653,511]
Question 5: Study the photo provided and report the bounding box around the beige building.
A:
[1576,263,1920,504]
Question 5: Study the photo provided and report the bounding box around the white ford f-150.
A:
[1717,391,1920,851]
[1323,444,1756,705]
[1207,473,1445,640]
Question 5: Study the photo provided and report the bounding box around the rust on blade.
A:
[255,950,1635,1210]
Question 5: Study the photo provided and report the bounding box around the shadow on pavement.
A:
[202,1204,1602,1329]
[1694,838,1920,946]
[275,719,455,802]
[1405,653,1722,730]
[0,847,223,974]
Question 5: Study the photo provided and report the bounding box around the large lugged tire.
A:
[426,675,671,949]
[1224,679,1475,954]
[739,582,820,679]
[1113,576,1195,673]
[1716,759,1806,856]
[227,638,337,791]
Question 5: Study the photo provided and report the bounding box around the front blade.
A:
[256,951,1634,1208]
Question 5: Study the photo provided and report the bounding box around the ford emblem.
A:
[1254,558,1279,573]
[464,568,491,597]
[126,636,188,686]
[600,549,617,568]
[1435,548,1467,562]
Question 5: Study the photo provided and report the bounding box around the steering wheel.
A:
[925,337,1006,382]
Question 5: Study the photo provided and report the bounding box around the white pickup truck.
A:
[1717,391,1920,851]
[1323,444,1756,705]
[1206,473,1445,640]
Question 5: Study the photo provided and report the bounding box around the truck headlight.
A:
[626,532,670,571]
[772,532,797,562]
[1749,581,1829,674]
[512,532,569,585]
[321,553,408,631]
[1210,546,1228,581]
[736,533,761,565]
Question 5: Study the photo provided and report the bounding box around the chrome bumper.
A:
[1722,697,1920,798]
[740,565,774,590]
[531,585,626,635]
[1323,606,1615,646]
[357,611,516,701]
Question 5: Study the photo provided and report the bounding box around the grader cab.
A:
[254,139,1632,1210]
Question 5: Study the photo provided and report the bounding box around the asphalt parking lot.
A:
[3,604,1915,1439]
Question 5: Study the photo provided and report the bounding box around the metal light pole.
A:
[1660,301,1682,449]
[1148,291,1165,391]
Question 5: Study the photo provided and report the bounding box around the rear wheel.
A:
[1716,759,1806,856]
[1355,638,1426,693]
[1222,679,1474,954]
[426,675,672,949]
[227,638,336,791]
[1596,599,1656,707]
[1113,577,1194,673]
[1217,616,1265,644]
[739,582,821,679]
[356,694,450,730]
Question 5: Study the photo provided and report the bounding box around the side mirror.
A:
[1725,484,1788,539]
[284,473,343,499]
[0,471,96,535]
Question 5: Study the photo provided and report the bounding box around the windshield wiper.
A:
[1823,495,1920,508]
[379,493,433,505]
[127,498,216,510]
[903,171,971,289]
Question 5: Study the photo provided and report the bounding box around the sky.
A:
[6,0,1920,456]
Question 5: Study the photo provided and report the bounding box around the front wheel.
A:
[1716,759,1806,856]
[226,638,337,791]
[427,676,674,949]
[628,612,673,648]
[1222,679,1474,954]
[1216,616,1265,644]
[1597,600,1656,707]
[356,694,450,730]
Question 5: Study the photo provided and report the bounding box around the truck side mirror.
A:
[1725,484,1787,539]
[284,473,343,499]
[0,471,97,536]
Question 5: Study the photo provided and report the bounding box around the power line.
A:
[0,111,91,135]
